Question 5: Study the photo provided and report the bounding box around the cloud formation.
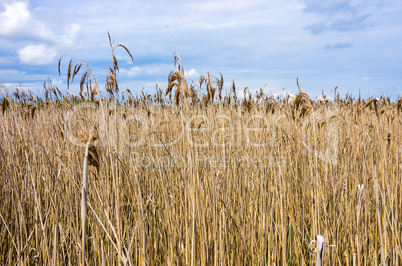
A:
[119,66,143,77]
[58,24,82,48]
[302,0,371,34]
[0,68,26,77]
[18,44,57,65]
[0,1,54,41]
[0,0,82,65]
[303,0,357,15]
[0,0,401,99]
[185,68,200,80]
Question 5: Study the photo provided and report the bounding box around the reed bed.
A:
[0,46,401,265]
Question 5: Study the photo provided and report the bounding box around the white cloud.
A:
[269,91,296,101]
[18,44,57,65]
[314,94,334,102]
[1,0,401,99]
[58,23,82,48]
[0,68,26,76]
[119,64,173,79]
[0,1,54,41]
[115,54,135,64]
[52,79,64,87]
[119,66,143,77]
[0,1,30,35]
[185,68,199,80]
[0,1,82,65]
[302,0,371,34]
[363,76,372,81]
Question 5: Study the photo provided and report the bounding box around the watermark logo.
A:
[64,102,340,167]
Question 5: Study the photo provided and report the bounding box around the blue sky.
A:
[0,0,401,99]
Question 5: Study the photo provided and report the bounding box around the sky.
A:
[0,0,401,100]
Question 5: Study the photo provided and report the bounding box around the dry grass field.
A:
[1,43,401,265]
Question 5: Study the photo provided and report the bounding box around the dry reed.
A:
[0,40,401,265]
